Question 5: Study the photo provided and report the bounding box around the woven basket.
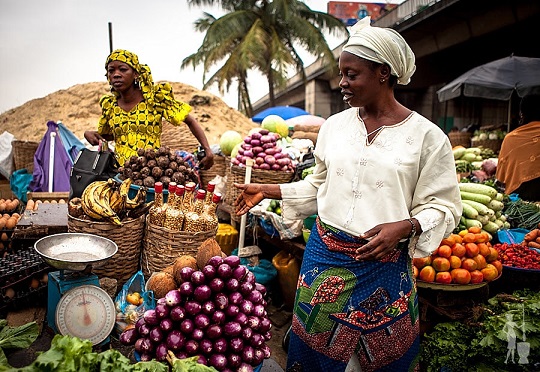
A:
[224,165,294,221]
[448,132,471,148]
[199,155,229,187]
[141,217,218,279]
[67,214,145,286]
[471,139,503,153]
[12,140,39,172]
[161,121,199,153]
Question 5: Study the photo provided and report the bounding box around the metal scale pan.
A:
[34,233,118,345]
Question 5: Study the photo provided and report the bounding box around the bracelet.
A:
[407,218,417,239]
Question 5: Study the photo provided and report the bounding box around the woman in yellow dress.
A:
[84,49,214,169]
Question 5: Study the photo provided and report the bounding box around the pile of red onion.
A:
[119,255,272,371]
[232,129,294,172]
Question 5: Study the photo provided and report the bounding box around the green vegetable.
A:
[503,199,540,230]
[460,190,492,205]
[461,203,479,219]
[166,351,217,372]
[0,320,39,370]
[464,217,483,229]
[488,199,504,212]
[453,147,466,160]
[483,220,500,234]
[458,183,498,199]
[462,199,493,216]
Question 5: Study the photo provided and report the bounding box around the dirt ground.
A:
[0,81,259,146]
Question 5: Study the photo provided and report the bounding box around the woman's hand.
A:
[234,183,265,216]
[199,150,214,170]
[84,130,106,146]
[354,220,414,260]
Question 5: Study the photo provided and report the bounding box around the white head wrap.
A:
[342,17,416,85]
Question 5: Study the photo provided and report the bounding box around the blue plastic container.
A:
[114,175,168,203]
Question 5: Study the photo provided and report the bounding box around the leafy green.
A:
[166,351,217,372]
[421,289,540,371]
[0,320,39,371]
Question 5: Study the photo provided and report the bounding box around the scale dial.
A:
[55,285,116,345]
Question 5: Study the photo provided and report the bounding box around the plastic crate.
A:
[216,223,239,255]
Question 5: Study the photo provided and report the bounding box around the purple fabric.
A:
[29,121,73,192]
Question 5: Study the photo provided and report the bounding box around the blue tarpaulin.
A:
[29,121,84,192]
[252,106,310,123]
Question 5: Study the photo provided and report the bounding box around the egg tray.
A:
[0,281,47,318]
[0,246,50,289]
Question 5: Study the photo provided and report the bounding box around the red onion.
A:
[179,267,195,283]
[155,343,169,361]
[166,330,185,351]
[169,305,186,322]
[165,289,182,307]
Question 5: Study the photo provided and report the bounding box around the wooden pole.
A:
[108,22,113,53]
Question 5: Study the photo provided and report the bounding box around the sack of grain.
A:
[293,124,321,133]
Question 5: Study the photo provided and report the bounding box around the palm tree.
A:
[183,0,349,116]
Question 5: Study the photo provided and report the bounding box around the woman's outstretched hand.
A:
[234,183,265,216]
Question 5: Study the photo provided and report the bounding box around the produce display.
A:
[457,182,508,235]
[413,227,503,285]
[493,226,540,271]
[117,146,199,188]
[120,251,272,371]
[68,178,147,225]
[452,146,496,175]
[231,128,295,172]
[0,198,20,214]
[503,199,540,231]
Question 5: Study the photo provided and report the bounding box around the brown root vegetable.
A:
[164,168,174,177]
[171,172,185,184]
[147,159,157,168]
[146,272,177,299]
[159,176,171,188]
[156,156,170,169]
[143,176,156,188]
[145,148,156,159]
[151,167,163,179]
[133,179,143,186]
[137,148,145,156]
[140,167,151,177]
[169,161,178,171]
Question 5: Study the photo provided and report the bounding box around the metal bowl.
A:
[34,233,118,271]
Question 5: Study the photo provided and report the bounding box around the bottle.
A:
[148,182,165,226]
[163,184,185,231]
[164,182,177,211]
[201,192,222,231]
[204,181,217,204]
[183,189,207,232]
[181,182,197,213]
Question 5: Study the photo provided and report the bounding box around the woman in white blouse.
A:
[235,16,461,372]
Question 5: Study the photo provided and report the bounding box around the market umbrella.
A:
[252,106,310,123]
[436,55,540,102]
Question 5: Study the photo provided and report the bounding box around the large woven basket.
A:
[448,132,471,148]
[199,154,229,187]
[67,214,145,286]
[224,164,295,221]
[12,140,39,172]
[141,217,218,279]
[161,121,199,153]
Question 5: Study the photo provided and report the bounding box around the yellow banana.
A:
[109,188,124,213]
[126,187,147,209]
[94,179,122,225]
[81,181,107,220]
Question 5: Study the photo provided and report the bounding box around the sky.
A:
[0,0,393,115]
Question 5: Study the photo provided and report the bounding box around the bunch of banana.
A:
[81,179,123,225]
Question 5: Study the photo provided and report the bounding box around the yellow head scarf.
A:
[342,17,416,85]
[105,49,191,123]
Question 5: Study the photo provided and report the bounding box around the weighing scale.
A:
[34,233,118,346]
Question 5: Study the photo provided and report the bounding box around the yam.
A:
[196,238,223,269]
[172,255,198,283]
[146,272,177,299]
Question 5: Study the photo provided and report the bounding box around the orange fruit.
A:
[461,258,478,271]
[481,264,499,282]
[477,243,491,257]
[412,265,419,279]
[449,255,462,269]
[465,243,479,257]
[441,235,456,247]
[475,232,490,243]
[432,257,451,272]
[462,233,477,243]
[490,260,503,274]
[485,247,499,262]
[451,268,471,284]
[469,270,484,283]
[451,243,466,258]
[419,266,436,282]
[435,271,452,284]
[437,245,452,258]
[472,254,487,270]
[468,226,482,234]
[413,256,432,269]
[452,234,463,244]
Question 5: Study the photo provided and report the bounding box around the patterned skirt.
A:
[286,218,420,372]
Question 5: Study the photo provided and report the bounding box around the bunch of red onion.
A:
[119,255,272,371]
[232,129,294,172]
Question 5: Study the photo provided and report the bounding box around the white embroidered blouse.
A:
[280,108,462,258]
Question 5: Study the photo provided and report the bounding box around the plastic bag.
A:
[114,270,155,333]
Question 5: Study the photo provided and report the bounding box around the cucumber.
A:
[462,199,492,216]
[458,183,497,199]
[464,218,483,229]
[483,221,500,234]
[495,192,504,202]
[476,214,490,226]
[461,203,479,219]
[464,147,482,156]
[460,191,492,205]
[488,199,504,212]
[453,147,466,160]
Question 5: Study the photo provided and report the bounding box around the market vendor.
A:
[496,94,540,201]
[84,49,214,169]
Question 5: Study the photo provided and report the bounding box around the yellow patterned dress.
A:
[97,83,191,166]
